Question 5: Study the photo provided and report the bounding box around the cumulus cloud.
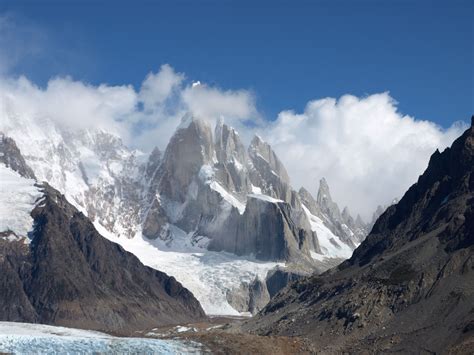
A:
[139,64,184,111]
[262,93,466,220]
[0,75,138,141]
[182,83,258,122]
[132,66,259,150]
[0,61,466,219]
[0,64,260,151]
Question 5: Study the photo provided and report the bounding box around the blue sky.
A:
[0,0,472,216]
[0,0,472,127]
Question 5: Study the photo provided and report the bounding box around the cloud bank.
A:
[0,65,466,220]
[262,93,465,219]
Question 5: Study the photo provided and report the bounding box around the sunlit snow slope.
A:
[302,205,353,260]
[0,165,43,241]
[96,223,282,316]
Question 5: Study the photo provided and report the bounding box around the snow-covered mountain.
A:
[0,110,371,315]
[0,137,206,331]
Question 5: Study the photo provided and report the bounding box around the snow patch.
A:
[0,165,43,240]
[248,193,283,204]
[199,164,246,214]
[198,164,215,182]
[302,205,353,259]
[209,181,246,214]
[232,157,243,171]
[251,184,262,194]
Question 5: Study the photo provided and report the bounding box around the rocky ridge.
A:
[242,117,474,353]
[0,140,206,333]
[142,114,367,263]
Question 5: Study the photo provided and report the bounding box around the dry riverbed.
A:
[135,316,314,354]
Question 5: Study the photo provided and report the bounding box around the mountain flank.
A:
[0,136,206,334]
[241,117,474,353]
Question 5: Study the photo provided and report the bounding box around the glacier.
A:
[95,223,282,316]
[0,322,204,354]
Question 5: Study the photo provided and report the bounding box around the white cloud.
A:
[182,83,258,122]
[261,93,466,220]
[139,64,184,111]
[0,75,137,141]
[133,66,259,151]
[0,65,260,151]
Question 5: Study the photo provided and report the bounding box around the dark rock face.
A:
[225,277,271,315]
[316,178,359,248]
[265,267,306,298]
[248,135,297,205]
[0,133,36,179]
[0,184,206,334]
[208,196,315,262]
[156,115,215,204]
[242,120,474,353]
[144,146,162,181]
[214,121,251,196]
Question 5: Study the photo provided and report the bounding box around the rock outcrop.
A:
[214,120,251,197]
[226,277,271,315]
[208,195,316,262]
[0,133,36,179]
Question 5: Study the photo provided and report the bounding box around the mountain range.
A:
[0,110,375,316]
[0,104,472,353]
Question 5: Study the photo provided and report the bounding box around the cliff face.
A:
[242,118,474,353]
[0,133,36,179]
[0,183,206,334]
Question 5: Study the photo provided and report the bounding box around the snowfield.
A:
[302,205,353,260]
[0,165,43,240]
[0,322,203,354]
[95,223,283,316]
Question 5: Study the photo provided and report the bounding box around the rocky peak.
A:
[341,206,352,223]
[355,214,365,228]
[317,178,342,221]
[371,205,385,225]
[214,121,247,165]
[316,177,331,203]
[156,114,215,203]
[213,121,250,195]
[354,119,474,265]
[247,135,295,203]
[88,130,126,161]
[248,135,290,183]
[145,146,162,180]
[298,187,320,215]
[0,133,36,179]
